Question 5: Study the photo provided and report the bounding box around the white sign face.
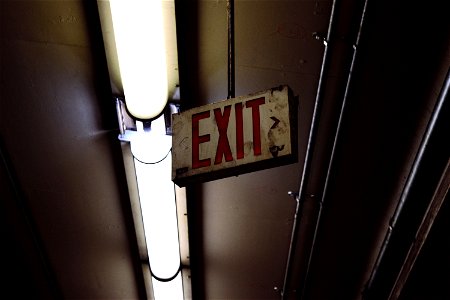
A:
[172,85,297,186]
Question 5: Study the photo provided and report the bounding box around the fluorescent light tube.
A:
[109,0,169,119]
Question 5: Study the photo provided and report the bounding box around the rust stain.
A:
[244,141,253,155]
[275,102,287,111]
[268,118,287,157]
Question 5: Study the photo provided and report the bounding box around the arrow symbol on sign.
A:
[270,116,280,129]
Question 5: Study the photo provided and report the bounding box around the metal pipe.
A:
[280,192,300,299]
[227,0,235,99]
[388,158,450,300]
[364,67,450,297]
[299,0,370,298]
[280,0,339,298]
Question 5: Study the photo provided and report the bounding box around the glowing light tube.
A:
[109,0,169,119]
[132,115,183,299]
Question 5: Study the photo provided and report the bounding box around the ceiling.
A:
[1,0,449,299]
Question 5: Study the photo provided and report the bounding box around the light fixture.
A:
[109,0,169,120]
[96,0,190,299]
[132,115,184,299]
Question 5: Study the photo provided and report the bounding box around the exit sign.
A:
[172,85,298,186]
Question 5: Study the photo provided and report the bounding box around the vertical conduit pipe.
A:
[364,68,450,298]
[227,0,235,99]
[280,0,339,298]
[299,0,370,298]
